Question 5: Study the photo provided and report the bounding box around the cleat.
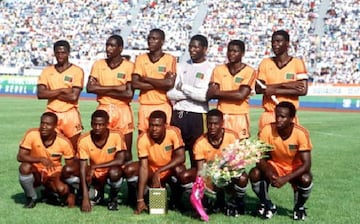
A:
[263,204,277,219]
[107,201,118,211]
[252,203,265,216]
[90,189,104,206]
[293,206,307,220]
[23,197,36,208]
[224,198,245,217]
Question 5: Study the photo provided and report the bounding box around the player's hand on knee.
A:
[151,172,161,188]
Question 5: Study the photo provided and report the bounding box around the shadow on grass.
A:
[245,195,293,218]
[11,192,26,205]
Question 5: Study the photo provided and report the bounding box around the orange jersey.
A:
[38,64,84,112]
[19,128,74,170]
[193,129,239,162]
[259,123,312,173]
[137,126,184,175]
[134,53,176,105]
[211,64,256,114]
[257,57,308,112]
[90,59,134,105]
[78,130,126,165]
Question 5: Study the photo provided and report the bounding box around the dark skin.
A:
[178,115,248,190]
[17,115,74,200]
[135,117,185,214]
[37,46,82,103]
[37,45,82,151]
[131,31,176,92]
[189,39,207,63]
[175,39,207,91]
[251,106,311,188]
[206,44,251,102]
[87,37,133,100]
[255,34,307,97]
[86,37,134,161]
[80,116,126,212]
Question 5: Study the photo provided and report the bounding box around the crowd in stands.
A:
[0,0,359,84]
[126,0,198,52]
[0,0,132,67]
[314,0,359,84]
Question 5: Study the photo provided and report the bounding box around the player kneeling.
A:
[17,112,76,208]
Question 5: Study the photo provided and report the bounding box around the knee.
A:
[238,172,249,187]
[61,165,73,178]
[174,164,186,177]
[298,173,312,187]
[249,167,261,183]
[19,163,32,175]
[56,182,69,196]
[123,162,139,178]
[108,167,122,181]
[178,170,195,184]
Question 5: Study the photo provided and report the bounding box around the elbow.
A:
[69,95,79,103]
[297,88,307,96]
[179,155,185,164]
[301,88,308,96]
[124,89,134,99]
[86,86,94,93]
[163,79,175,91]
[37,93,45,99]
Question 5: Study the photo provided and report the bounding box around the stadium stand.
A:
[0,0,359,84]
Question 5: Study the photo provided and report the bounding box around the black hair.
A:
[53,40,70,52]
[150,28,165,40]
[206,109,223,120]
[149,110,167,122]
[190,34,208,48]
[276,101,296,118]
[272,30,290,42]
[41,112,58,124]
[228,39,245,52]
[91,110,110,123]
[108,35,124,47]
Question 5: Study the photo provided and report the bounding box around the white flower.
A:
[205,138,273,187]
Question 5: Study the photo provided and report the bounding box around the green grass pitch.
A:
[0,96,358,223]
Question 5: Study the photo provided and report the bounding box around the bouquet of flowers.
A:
[205,138,273,188]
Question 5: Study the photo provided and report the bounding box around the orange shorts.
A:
[223,113,250,139]
[97,104,134,134]
[268,160,299,178]
[138,104,172,132]
[259,111,299,131]
[46,107,83,138]
[149,165,171,181]
[33,165,62,184]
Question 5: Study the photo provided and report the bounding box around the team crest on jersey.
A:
[285,73,295,80]
[158,65,166,73]
[117,73,125,79]
[64,75,73,83]
[107,147,116,154]
[195,72,204,79]
[288,144,298,151]
[235,76,243,83]
[165,144,174,151]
